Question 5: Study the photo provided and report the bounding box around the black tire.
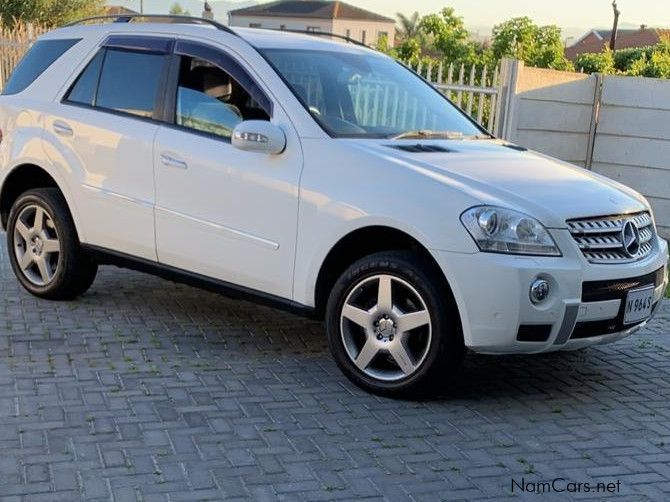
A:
[6,188,97,300]
[326,250,465,398]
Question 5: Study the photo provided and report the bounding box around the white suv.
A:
[0,16,667,397]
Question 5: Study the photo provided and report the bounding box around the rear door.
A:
[42,36,172,260]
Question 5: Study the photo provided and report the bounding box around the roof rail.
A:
[260,28,372,49]
[66,14,238,36]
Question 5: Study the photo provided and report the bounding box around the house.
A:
[104,6,139,16]
[566,26,670,60]
[228,0,396,47]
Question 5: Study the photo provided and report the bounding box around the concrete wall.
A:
[504,63,670,237]
[591,76,670,237]
[508,65,598,167]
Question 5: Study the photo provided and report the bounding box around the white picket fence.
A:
[405,60,502,132]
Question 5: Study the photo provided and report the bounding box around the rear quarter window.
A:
[2,38,80,95]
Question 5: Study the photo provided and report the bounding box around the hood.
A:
[351,139,648,228]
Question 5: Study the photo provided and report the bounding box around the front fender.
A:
[292,139,480,306]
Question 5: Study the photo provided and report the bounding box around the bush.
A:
[574,40,670,79]
[612,46,654,72]
[574,50,615,74]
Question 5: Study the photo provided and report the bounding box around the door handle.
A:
[53,120,73,137]
[160,153,188,170]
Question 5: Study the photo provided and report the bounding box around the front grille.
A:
[567,212,655,264]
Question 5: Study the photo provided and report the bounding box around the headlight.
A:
[461,206,561,256]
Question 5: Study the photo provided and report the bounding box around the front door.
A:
[154,40,302,299]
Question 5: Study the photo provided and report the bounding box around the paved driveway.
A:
[0,245,669,501]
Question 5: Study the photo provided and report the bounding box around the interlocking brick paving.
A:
[0,244,668,501]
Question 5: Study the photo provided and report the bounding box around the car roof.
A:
[42,22,382,56]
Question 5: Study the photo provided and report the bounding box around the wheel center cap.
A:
[32,237,43,256]
[376,317,396,338]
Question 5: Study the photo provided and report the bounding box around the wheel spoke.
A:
[389,341,416,376]
[42,239,60,254]
[342,303,372,329]
[15,220,31,241]
[18,251,33,271]
[35,256,52,284]
[355,339,378,371]
[377,276,393,312]
[33,207,45,233]
[396,309,430,333]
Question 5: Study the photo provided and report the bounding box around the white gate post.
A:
[495,58,523,140]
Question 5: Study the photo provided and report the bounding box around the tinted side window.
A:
[96,49,167,118]
[3,39,80,95]
[65,50,105,106]
[175,55,270,140]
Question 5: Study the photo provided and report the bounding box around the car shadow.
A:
[70,266,661,404]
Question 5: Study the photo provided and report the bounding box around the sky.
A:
[112,0,670,37]
[363,0,669,29]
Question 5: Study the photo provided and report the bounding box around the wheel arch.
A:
[0,163,75,232]
[313,225,460,320]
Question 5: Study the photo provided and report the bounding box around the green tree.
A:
[169,2,191,16]
[0,0,104,27]
[420,7,472,63]
[396,11,421,41]
[375,32,391,53]
[491,17,573,70]
[393,38,422,63]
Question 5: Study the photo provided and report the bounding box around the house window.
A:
[306,26,321,32]
[378,31,388,42]
[249,23,262,28]
[280,25,286,30]
[361,30,366,44]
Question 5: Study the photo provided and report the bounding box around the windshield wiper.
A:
[389,130,466,140]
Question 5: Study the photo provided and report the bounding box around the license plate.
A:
[623,286,655,325]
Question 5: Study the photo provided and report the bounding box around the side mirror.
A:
[231,120,286,155]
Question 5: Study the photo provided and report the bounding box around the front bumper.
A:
[433,230,669,354]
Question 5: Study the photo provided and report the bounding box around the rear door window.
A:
[96,49,168,118]
[2,38,80,95]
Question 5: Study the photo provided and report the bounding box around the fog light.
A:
[530,278,550,304]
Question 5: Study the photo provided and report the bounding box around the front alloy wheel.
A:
[326,251,464,398]
[340,274,432,381]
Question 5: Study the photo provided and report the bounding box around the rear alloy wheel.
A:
[7,188,98,300]
[13,204,61,287]
[326,251,464,398]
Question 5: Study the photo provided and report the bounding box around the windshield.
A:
[261,48,486,139]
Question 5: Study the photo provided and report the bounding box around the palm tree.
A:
[396,11,422,41]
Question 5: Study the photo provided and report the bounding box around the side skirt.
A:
[82,244,318,319]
